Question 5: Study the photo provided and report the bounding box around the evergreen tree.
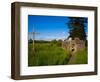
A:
[67,17,87,40]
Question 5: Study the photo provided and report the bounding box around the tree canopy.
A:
[67,17,87,40]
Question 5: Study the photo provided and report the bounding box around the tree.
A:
[50,39,57,46]
[57,39,62,47]
[67,17,87,40]
[51,39,57,44]
[28,39,33,43]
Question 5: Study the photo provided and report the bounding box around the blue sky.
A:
[28,15,88,41]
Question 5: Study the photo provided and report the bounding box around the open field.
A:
[28,42,88,66]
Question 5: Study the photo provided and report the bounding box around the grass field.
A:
[68,48,88,64]
[28,42,88,66]
[74,48,88,64]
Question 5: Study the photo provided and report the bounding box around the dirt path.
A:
[68,53,76,64]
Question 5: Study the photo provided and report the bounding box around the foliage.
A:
[28,39,33,43]
[56,39,63,47]
[68,48,88,64]
[28,42,70,66]
[75,48,88,64]
[67,17,87,40]
[51,39,57,44]
[28,42,88,66]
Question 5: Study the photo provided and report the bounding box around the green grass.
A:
[75,48,88,64]
[28,43,70,66]
[28,42,88,66]
[68,48,88,64]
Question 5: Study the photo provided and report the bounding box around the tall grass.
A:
[28,43,70,66]
[28,43,88,66]
[68,48,88,64]
[75,48,88,64]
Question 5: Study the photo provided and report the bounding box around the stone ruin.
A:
[62,37,85,53]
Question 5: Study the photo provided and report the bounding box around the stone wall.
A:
[62,38,85,53]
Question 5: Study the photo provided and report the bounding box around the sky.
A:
[28,15,88,41]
